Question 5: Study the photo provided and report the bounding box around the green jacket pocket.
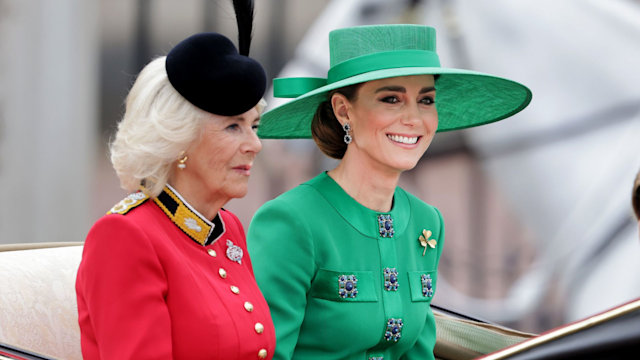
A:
[407,270,437,302]
[310,269,378,302]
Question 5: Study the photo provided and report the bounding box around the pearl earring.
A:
[177,153,188,169]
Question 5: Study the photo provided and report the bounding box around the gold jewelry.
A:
[418,229,437,256]
[178,152,188,169]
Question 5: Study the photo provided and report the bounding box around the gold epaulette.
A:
[107,192,150,215]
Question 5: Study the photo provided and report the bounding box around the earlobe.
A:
[330,93,350,125]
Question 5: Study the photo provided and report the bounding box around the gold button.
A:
[244,301,254,312]
[207,249,217,257]
[219,268,227,278]
[254,322,264,334]
[230,285,240,294]
[258,349,267,359]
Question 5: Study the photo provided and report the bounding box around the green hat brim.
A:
[258,67,532,139]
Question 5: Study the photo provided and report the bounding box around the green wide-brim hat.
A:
[258,24,532,139]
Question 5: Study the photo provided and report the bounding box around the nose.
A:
[400,102,422,126]
[242,127,262,154]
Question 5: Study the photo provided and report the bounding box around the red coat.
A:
[76,187,275,360]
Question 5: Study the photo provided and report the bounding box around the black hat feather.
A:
[164,0,265,116]
[232,0,255,56]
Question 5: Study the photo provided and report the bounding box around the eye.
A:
[420,96,435,105]
[380,96,399,104]
[252,123,260,132]
[226,123,239,131]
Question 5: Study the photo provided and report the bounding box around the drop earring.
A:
[343,122,352,144]
[177,152,188,169]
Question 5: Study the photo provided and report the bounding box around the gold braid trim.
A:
[108,192,150,215]
[152,185,213,246]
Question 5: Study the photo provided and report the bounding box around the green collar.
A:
[153,184,224,246]
[305,172,410,239]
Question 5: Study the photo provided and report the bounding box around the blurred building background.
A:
[1,0,639,335]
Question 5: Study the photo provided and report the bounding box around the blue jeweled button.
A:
[345,281,354,291]
[383,267,399,291]
[384,318,403,342]
[421,274,434,298]
[338,274,358,298]
[377,214,394,238]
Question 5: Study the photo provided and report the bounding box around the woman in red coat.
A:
[75,2,274,359]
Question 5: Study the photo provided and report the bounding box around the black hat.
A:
[165,32,266,116]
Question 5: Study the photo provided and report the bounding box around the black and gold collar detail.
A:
[108,192,150,215]
[153,184,225,246]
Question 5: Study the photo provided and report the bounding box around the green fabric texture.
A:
[247,172,445,359]
[257,24,532,139]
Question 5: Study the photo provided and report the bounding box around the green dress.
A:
[248,172,444,360]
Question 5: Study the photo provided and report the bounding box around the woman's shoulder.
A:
[260,175,328,209]
[82,199,162,265]
[250,175,332,235]
[87,194,158,240]
[397,187,442,218]
[106,191,151,216]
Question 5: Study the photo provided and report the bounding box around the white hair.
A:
[109,56,207,197]
[109,56,267,198]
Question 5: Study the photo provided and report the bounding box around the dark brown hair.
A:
[311,83,362,159]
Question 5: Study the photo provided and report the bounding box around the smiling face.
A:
[333,75,438,175]
[170,106,262,215]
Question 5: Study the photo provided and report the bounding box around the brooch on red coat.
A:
[418,229,437,256]
[226,239,243,264]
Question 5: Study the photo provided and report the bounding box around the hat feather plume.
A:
[232,0,255,56]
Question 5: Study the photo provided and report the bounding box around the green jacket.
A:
[248,172,444,360]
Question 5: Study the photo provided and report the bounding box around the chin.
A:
[229,188,249,200]
[394,159,420,172]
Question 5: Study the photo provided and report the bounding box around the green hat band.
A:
[273,50,440,99]
[273,77,327,98]
[328,50,440,83]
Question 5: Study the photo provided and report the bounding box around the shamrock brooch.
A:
[418,229,437,256]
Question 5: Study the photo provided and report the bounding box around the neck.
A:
[328,153,400,212]
[166,179,227,220]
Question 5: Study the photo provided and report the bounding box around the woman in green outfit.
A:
[248,24,531,360]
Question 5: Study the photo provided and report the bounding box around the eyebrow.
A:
[228,114,260,123]
[374,86,436,94]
